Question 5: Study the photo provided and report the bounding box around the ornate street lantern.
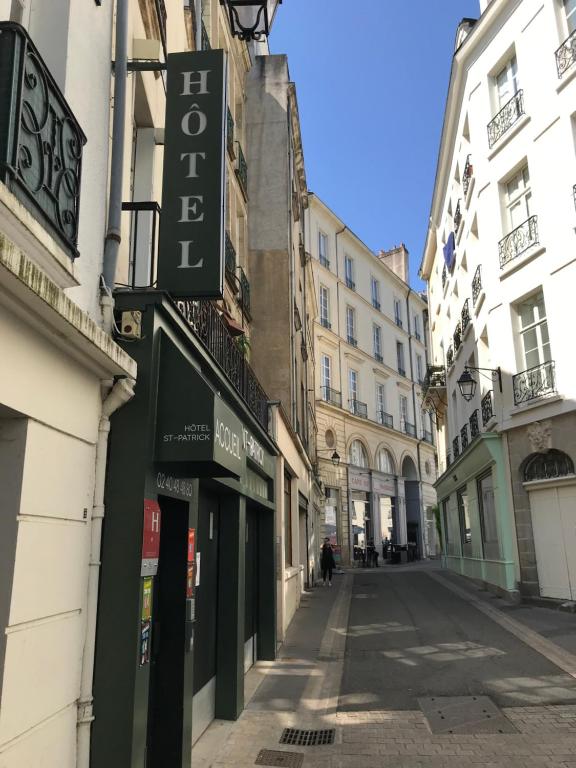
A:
[219,0,282,41]
[331,451,340,467]
[457,369,477,402]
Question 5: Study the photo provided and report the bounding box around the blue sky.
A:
[270,0,480,290]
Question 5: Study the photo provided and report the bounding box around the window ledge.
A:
[523,474,576,491]
[508,393,563,417]
[464,176,476,209]
[473,290,486,316]
[499,244,546,280]
[556,65,576,94]
[487,114,531,161]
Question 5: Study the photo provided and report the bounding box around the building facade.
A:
[309,195,437,566]
[421,0,576,601]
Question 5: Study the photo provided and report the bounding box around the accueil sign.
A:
[158,50,227,297]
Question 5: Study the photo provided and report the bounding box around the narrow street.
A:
[194,562,576,768]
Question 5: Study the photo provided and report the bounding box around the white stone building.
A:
[420,0,576,600]
[308,195,437,566]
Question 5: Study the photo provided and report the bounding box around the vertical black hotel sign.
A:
[158,50,227,297]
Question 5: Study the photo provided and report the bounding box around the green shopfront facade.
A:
[436,432,519,599]
[91,291,277,768]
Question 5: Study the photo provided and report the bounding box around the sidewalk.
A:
[192,562,576,768]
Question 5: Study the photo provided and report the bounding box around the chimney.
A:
[377,244,409,283]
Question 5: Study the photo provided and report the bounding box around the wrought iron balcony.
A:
[374,352,383,363]
[372,299,381,311]
[460,423,469,451]
[345,276,355,290]
[320,316,331,330]
[446,451,453,468]
[463,154,473,197]
[319,255,330,269]
[556,28,576,78]
[201,21,211,50]
[481,390,494,426]
[349,399,368,419]
[454,199,462,231]
[452,435,460,459]
[347,335,358,347]
[453,321,462,352]
[0,22,86,258]
[446,346,454,368]
[469,409,480,439]
[235,142,248,199]
[398,366,406,377]
[404,421,416,438]
[442,264,447,289]
[321,386,342,407]
[175,299,269,430]
[423,429,433,444]
[487,90,525,149]
[225,231,236,276]
[122,201,160,289]
[239,266,251,318]
[461,299,471,334]
[227,108,235,158]
[395,316,403,328]
[513,360,556,406]
[499,215,538,268]
[422,365,447,395]
[377,411,394,429]
[472,265,482,307]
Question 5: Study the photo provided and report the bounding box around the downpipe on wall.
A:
[77,376,136,768]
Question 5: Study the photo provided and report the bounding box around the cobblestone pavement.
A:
[192,564,576,768]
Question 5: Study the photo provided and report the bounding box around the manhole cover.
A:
[418,696,517,734]
[280,727,335,746]
[255,749,304,767]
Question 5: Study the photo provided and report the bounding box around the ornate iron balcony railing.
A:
[227,107,235,158]
[452,435,460,459]
[347,335,358,347]
[487,90,525,149]
[175,299,269,430]
[235,142,248,198]
[460,423,469,451]
[374,352,383,363]
[225,231,236,276]
[321,386,342,407]
[513,360,556,406]
[0,22,86,258]
[472,265,482,307]
[556,28,576,78]
[239,266,251,318]
[463,154,473,197]
[201,21,211,50]
[345,276,355,290]
[320,316,331,330]
[422,365,447,396]
[423,429,433,444]
[372,299,381,311]
[395,316,403,328]
[319,255,330,269]
[469,409,480,439]
[349,399,368,419]
[453,322,462,352]
[122,201,160,289]
[499,215,539,268]
[377,411,394,429]
[404,421,417,438]
[446,346,454,368]
[442,264,447,289]
[481,390,494,426]
[398,366,406,377]
[454,199,462,231]
[446,451,453,468]
[461,299,471,335]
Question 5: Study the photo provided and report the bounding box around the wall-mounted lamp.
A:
[219,0,282,40]
[457,366,502,402]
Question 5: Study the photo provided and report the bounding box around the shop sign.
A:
[141,499,161,576]
[141,578,153,621]
[158,49,227,297]
[349,469,371,492]
[372,473,395,496]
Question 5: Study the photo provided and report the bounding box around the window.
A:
[399,395,408,428]
[376,447,395,474]
[371,277,381,310]
[394,298,403,327]
[346,306,356,345]
[321,354,331,398]
[348,369,358,403]
[505,166,531,231]
[414,313,422,341]
[319,285,330,329]
[349,439,368,468]
[373,324,382,361]
[477,471,500,559]
[565,0,576,34]
[416,354,423,383]
[457,486,472,555]
[396,341,405,375]
[319,231,329,267]
[344,255,355,290]
[376,383,386,421]
[284,471,293,566]
[496,56,519,108]
[517,290,550,370]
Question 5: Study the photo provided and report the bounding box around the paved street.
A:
[193,562,576,767]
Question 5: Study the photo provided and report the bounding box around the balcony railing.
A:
[175,299,269,430]
[460,423,469,451]
[235,142,248,198]
[349,399,368,419]
[499,215,539,268]
[320,316,331,330]
[225,231,236,276]
[452,435,460,459]
[319,255,330,269]
[239,266,251,318]
[403,421,417,438]
[472,265,482,307]
[422,365,447,395]
[347,335,358,347]
[0,22,86,258]
[201,21,211,50]
[377,411,394,429]
[481,390,494,426]
[446,346,454,368]
[487,90,525,149]
[454,199,462,231]
[398,366,406,377]
[154,0,168,60]
[374,352,383,363]
[345,277,355,290]
[423,429,433,444]
[512,360,556,406]
[122,201,160,289]
[321,386,342,407]
[395,316,403,328]
[446,452,453,468]
[555,28,576,78]
[461,299,471,334]
[372,299,381,311]
[469,409,480,439]
[453,322,462,352]
[463,155,473,197]
[442,264,447,289]
[227,108,235,158]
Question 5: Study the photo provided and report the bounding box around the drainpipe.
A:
[77,376,136,768]
[102,0,129,305]
[195,0,202,50]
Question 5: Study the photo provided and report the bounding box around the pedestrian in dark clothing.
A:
[321,538,335,586]
[374,549,379,567]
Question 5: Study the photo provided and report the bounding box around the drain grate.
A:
[280,727,335,746]
[255,749,304,767]
[418,696,518,735]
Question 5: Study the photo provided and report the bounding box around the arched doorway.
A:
[401,455,421,559]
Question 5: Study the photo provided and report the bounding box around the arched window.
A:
[349,440,368,468]
[376,448,395,475]
[523,450,574,482]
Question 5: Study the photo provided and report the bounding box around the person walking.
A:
[320,537,335,586]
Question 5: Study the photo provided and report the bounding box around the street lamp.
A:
[219,0,282,40]
[331,451,340,467]
[457,365,502,402]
